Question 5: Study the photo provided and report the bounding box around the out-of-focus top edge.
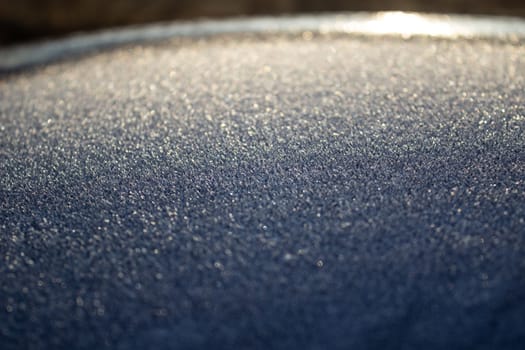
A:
[1,12,524,71]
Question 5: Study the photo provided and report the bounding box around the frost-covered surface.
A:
[1,33,524,349]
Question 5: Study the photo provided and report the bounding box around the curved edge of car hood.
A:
[1,11,525,71]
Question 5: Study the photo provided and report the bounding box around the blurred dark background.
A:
[1,0,524,46]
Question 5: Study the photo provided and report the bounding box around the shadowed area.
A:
[1,30,525,349]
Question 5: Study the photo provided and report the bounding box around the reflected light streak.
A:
[355,12,455,37]
[327,11,524,39]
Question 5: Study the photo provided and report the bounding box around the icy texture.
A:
[1,34,525,349]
